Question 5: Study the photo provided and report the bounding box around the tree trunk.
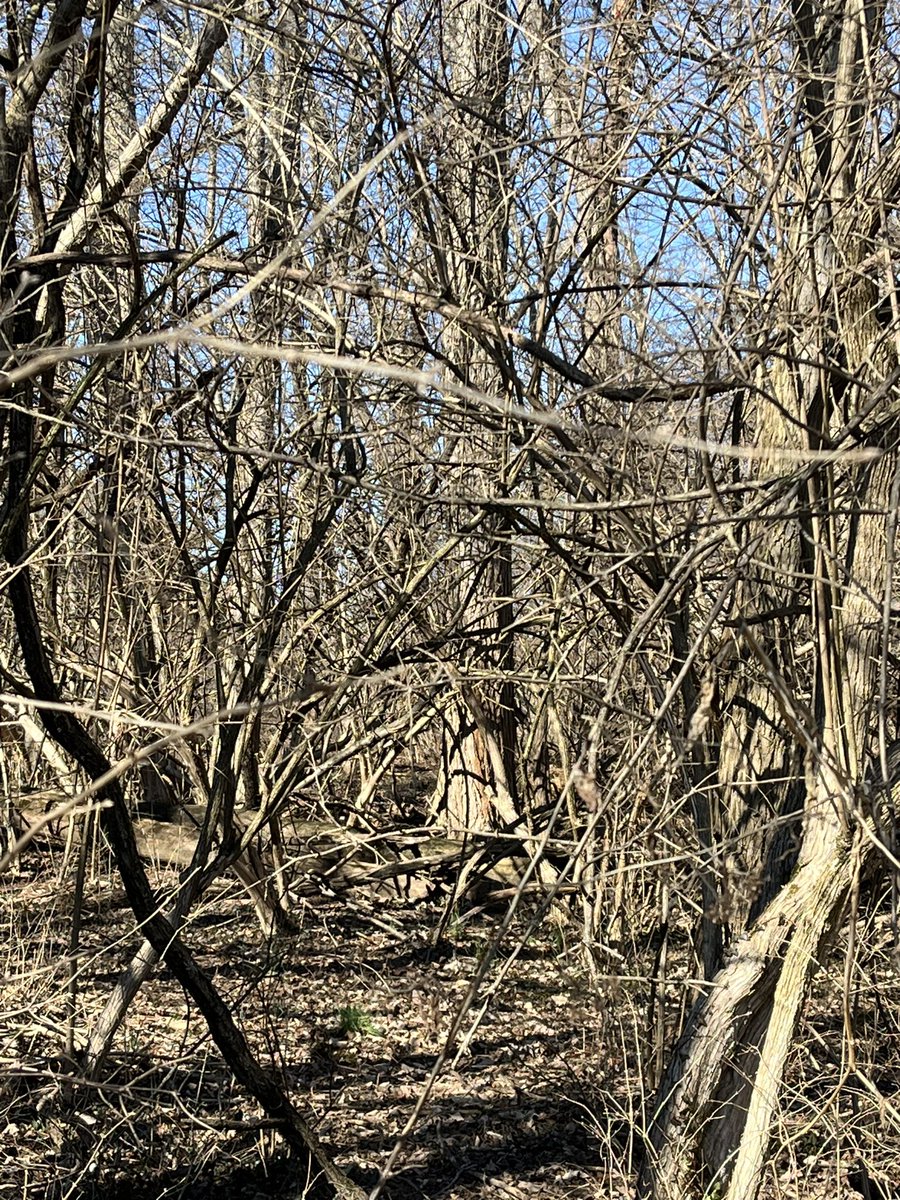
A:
[432,0,517,836]
[3,388,364,1200]
[644,0,899,1194]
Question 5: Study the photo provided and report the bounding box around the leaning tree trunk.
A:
[644,0,900,1195]
[0,11,363,1196]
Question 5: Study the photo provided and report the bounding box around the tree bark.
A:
[643,0,900,1193]
[431,0,518,836]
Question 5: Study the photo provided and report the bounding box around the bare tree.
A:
[5,1,900,1197]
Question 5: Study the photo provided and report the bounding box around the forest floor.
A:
[2,854,899,1200]
[1,856,630,1200]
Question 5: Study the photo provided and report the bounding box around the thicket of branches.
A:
[2,0,900,1197]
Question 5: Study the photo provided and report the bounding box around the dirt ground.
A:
[1,857,630,1200]
[2,857,899,1200]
